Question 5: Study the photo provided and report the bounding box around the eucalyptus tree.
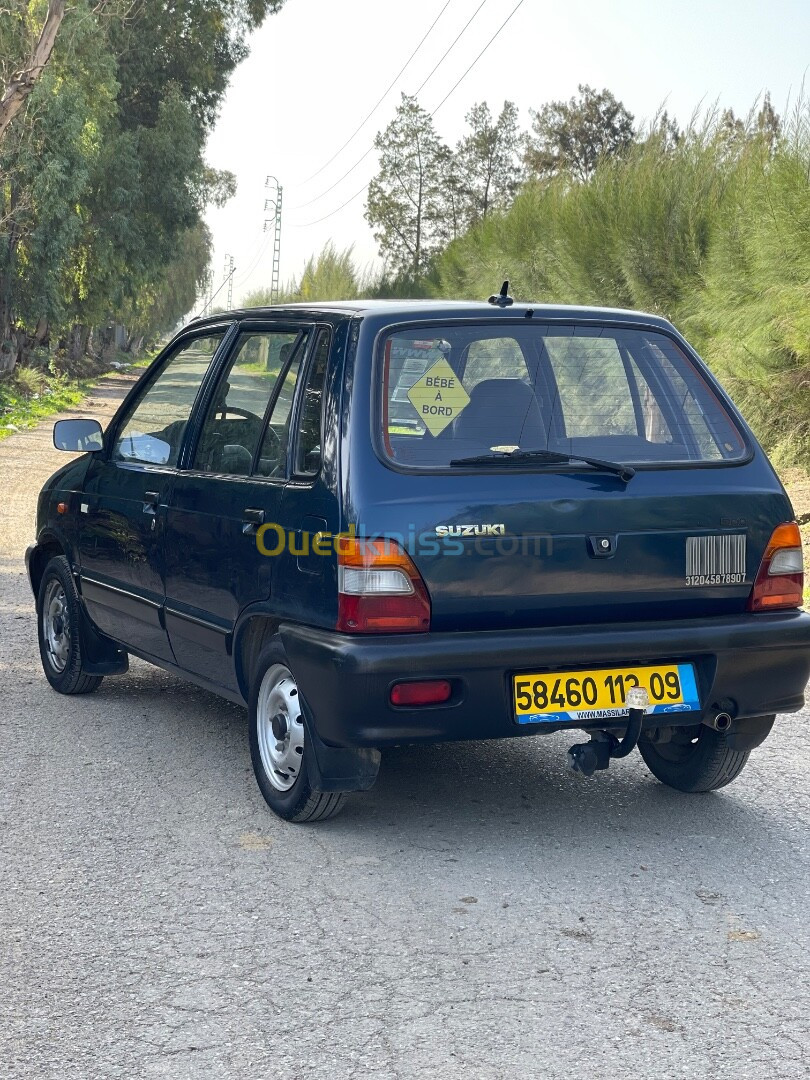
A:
[1,0,285,373]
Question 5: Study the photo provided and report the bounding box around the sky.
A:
[202,0,810,309]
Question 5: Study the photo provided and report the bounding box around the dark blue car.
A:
[27,298,810,821]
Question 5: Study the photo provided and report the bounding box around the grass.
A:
[0,350,150,441]
[0,373,95,441]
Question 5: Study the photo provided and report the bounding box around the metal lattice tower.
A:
[223,254,235,310]
[264,176,283,304]
[202,269,213,316]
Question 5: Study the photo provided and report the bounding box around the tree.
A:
[755,92,781,151]
[0,0,66,145]
[0,0,286,375]
[524,85,635,182]
[454,100,521,227]
[365,95,452,277]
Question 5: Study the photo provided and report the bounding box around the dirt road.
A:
[1,380,808,1078]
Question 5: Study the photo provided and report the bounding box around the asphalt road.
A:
[1,376,808,1079]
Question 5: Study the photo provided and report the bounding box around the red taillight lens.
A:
[748,522,804,612]
[390,680,452,706]
[337,537,431,633]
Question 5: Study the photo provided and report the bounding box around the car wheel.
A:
[37,556,103,695]
[638,724,750,792]
[248,644,346,822]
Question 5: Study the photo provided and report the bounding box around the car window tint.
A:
[462,337,528,390]
[254,334,310,478]
[193,329,306,476]
[381,324,746,468]
[294,329,330,475]
[644,339,730,461]
[387,339,446,436]
[112,333,224,466]
[545,331,650,440]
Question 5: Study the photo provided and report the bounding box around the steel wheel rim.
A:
[256,664,305,792]
[42,578,71,673]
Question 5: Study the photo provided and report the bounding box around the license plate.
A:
[513,663,700,724]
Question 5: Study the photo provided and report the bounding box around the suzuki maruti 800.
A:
[27,293,810,820]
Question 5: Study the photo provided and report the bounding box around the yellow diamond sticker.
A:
[406,358,470,436]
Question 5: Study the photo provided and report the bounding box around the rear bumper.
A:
[280,612,810,748]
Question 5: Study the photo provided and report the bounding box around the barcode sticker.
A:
[686,534,746,586]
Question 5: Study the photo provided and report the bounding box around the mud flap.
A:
[724,715,775,752]
[303,713,381,792]
[79,617,129,676]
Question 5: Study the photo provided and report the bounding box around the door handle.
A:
[143,491,159,514]
[242,507,265,535]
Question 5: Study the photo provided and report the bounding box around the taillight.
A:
[748,522,804,612]
[337,537,431,633]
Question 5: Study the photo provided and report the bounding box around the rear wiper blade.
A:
[449,448,636,483]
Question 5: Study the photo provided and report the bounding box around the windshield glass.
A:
[380,323,746,468]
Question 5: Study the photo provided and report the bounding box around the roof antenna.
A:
[488,280,514,308]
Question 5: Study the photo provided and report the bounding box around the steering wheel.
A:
[215,405,257,422]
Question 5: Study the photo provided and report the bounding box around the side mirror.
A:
[53,418,104,453]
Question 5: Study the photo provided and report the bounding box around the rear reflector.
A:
[337,537,431,633]
[748,522,804,612]
[390,680,452,706]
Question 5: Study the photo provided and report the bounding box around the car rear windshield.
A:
[380,323,747,468]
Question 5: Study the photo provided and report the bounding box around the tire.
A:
[248,642,346,822]
[638,724,750,792]
[37,556,103,695]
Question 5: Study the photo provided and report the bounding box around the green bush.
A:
[434,102,810,467]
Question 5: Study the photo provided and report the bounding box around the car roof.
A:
[187,299,676,333]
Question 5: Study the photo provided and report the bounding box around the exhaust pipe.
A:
[706,711,733,733]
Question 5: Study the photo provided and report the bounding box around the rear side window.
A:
[380,324,746,468]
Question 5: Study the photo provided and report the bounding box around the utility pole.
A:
[223,253,235,310]
[264,176,283,304]
[204,269,213,316]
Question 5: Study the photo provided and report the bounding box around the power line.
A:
[413,0,489,98]
[430,0,525,117]
[193,266,236,319]
[233,237,271,290]
[229,174,283,301]
[289,0,489,212]
[288,0,525,231]
[295,0,455,190]
[288,179,370,229]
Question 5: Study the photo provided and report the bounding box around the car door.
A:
[77,327,230,660]
[163,323,316,689]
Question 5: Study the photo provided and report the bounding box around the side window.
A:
[294,329,330,475]
[112,333,224,466]
[462,337,528,390]
[254,335,310,478]
[193,329,307,476]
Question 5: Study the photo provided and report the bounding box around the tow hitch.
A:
[567,687,649,777]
